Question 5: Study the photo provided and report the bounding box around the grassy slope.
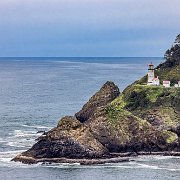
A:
[104,41,180,149]
[122,85,179,126]
[105,85,180,145]
[138,64,180,85]
[138,42,180,85]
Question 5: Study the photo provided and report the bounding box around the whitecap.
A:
[135,155,180,163]
[22,124,51,129]
[0,150,24,164]
[0,138,6,143]
[0,150,24,156]
[0,150,39,168]
[13,130,38,137]
[4,129,41,148]
[136,163,160,169]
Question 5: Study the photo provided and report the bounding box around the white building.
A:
[163,81,171,87]
[147,63,160,86]
[174,84,179,87]
[152,77,160,86]
[174,81,180,87]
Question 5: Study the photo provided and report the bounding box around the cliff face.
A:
[75,81,120,123]
[117,85,180,144]
[13,36,180,164]
[13,82,120,162]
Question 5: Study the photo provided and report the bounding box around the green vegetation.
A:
[155,65,180,85]
[138,64,180,86]
[105,83,180,141]
[162,130,178,144]
[105,103,131,125]
[159,107,180,127]
[57,116,81,130]
[123,84,180,111]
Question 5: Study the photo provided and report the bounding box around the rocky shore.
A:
[12,155,130,165]
[12,151,180,165]
[12,35,180,165]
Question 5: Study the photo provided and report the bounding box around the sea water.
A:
[0,57,179,180]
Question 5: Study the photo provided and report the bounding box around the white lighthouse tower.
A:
[147,63,155,85]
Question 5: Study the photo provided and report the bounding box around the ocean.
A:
[0,57,179,180]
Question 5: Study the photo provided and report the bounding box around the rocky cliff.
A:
[75,81,120,123]
[13,36,180,164]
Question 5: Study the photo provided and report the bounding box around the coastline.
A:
[12,151,180,165]
[12,155,130,165]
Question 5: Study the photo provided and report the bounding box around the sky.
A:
[0,0,180,57]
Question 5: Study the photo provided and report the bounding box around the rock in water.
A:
[75,81,120,123]
[12,81,120,163]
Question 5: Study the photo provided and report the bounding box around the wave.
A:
[150,155,180,160]
[1,129,43,148]
[0,150,39,168]
[0,150,24,155]
[13,130,39,137]
[0,151,179,171]
[0,138,6,143]
[135,163,180,172]
[21,124,52,129]
[40,161,180,172]
[137,155,180,161]
[0,150,23,164]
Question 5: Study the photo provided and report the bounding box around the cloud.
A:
[1,0,180,28]
[0,0,180,56]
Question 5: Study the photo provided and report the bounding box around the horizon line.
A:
[0,56,163,58]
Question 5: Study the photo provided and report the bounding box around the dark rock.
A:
[22,138,103,159]
[75,81,120,123]
[169,125,180,137]
[12,155,130,165]
[57,116,81,130]
[37,131,46,134]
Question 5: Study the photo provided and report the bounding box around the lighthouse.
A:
[147,63,155,85]
[147,63,160,86]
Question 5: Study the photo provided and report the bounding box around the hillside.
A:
[111,84,180,141]
[138,35,180,85]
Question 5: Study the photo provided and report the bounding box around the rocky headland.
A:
[12,35,180,165]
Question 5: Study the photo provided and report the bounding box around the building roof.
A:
[148,62,154,66]
[153,76,159,80]
[163,80,170,84]
[149,64,154,66]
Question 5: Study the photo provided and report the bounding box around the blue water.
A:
[0,57,179,180]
